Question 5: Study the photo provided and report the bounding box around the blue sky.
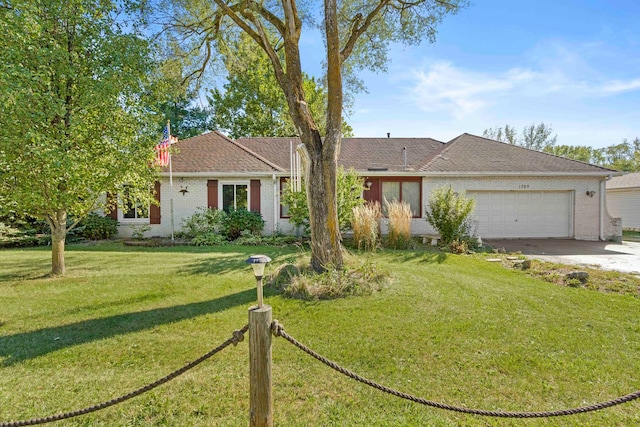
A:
[299,0,640,148]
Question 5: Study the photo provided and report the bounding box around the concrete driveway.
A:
[484,239,640,275]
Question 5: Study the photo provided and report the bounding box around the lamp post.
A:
[246,255,271,308]
[246,254,273,427]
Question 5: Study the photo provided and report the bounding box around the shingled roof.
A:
[236,136,444,172]
[166,131,284,173]
[607,172,640,189]
[167,131,617,176]
[421,133,617,174]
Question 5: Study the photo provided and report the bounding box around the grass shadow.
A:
[181,249,301,276]
[0,288,255,366]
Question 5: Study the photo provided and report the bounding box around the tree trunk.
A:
[50,210,67,275]
[300,133,343,272]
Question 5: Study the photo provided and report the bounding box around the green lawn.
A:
[1,243,640,426]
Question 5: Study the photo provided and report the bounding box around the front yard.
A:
[1,243,640,426]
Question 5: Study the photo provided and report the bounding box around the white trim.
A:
[219,180,250,211]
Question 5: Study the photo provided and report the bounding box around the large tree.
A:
[0,0,160,274]
[208,34,352,138]
[483,122,557,151]
[163,0,465,271]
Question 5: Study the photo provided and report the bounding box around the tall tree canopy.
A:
[483,122,557,151]
[161,0,466,271]
[0,0,161,274]
[208,34,353,138]
[483,122,639,171]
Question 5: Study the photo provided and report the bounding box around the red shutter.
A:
[363,177,381,205]
[106,193,118,220]
[207,180,218,209]
[150,181,161,224]
[250,179,261,213]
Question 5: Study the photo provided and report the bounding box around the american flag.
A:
[155,125,171,167]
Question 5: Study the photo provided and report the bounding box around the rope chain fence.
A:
[0,325,249,427]
[270,320,640,419]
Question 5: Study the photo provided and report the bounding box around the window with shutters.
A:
[220,181,249,212]
[119,185,149,223]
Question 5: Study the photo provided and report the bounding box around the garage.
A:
[468,191,573,238]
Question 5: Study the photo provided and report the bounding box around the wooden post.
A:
[249,305,273,427]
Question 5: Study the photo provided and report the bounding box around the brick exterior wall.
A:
[115,174,620,241]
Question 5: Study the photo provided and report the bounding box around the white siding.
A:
[607,189,640,229]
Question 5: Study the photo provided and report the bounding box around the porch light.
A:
[586,190,596,198]
[246,255,271,308]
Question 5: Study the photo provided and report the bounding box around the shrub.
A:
[385,199,412,249]
[79,214,118,240]
[281,166,365,233]
[179,207,227,239]
[192,232,227,246]
[425,185,476,245]
[352,202,381,251]
[224,209,265,240]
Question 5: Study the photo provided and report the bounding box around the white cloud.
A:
[402,54,640,121]
[405,62,537,119]
[599,78,640,94]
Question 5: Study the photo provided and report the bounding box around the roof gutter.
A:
[419,171,624,177]
[160,172,284,178]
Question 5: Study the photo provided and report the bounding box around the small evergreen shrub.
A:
[224,209,265,240]
[385,199,413,249]
[79,214,118,240]
[192,232,227,246]
[425,185,476,245]
[179,207,227,239]
[352,202,381,251]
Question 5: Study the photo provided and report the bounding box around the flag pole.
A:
[167,119,175,241]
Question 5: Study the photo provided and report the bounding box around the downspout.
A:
[599,179,605,240]
[599,175,612,241]
[273,173,278,235]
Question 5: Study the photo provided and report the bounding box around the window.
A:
[280,178,290,218]
[120,186,149,222]
[221,182,248,212]
[381,180,421,217]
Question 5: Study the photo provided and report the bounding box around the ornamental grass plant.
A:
[351,202,381,251]
[384,199,412,249]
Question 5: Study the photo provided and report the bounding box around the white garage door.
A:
[469,191,573,238]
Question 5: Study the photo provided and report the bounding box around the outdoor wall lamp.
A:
[364,181,372,190]
[586,190,596,198]
[246,255,271,308]
[179,185,189,195]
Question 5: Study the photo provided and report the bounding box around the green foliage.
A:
[179,207,264,243]
[483,122,557,151]
[208,34,353,138]
[0,0,162,272]
[178,207,227,239]
[486,122,640,172]
[78,214,118,240]
[281,167,365,233]
[191,232,228,246]
[425,185,476,245]
[224,209,265,240]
